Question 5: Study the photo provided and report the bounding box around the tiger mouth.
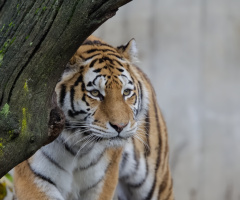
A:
[98,135,128,141]
[89,132,128,141]
[65,124,133,141]
[81,130,130,142]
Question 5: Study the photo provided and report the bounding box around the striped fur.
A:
[14,36,174,200]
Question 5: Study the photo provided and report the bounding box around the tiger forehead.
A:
[81,44,118,55]
[83,59,129,89]
[81,47,129,76]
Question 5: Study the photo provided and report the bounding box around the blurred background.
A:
[94,0,240,200]
[1,1,239,200]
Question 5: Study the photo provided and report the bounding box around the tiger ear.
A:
[117,39,138,63]
[69,53,83,65]
[66,54,83,72]
[69,55,77,65]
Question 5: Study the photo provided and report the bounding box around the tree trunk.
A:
[0,0,131,178]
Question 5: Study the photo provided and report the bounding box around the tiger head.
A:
[55,36,148,147]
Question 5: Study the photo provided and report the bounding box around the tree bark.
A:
[0,0,132,178]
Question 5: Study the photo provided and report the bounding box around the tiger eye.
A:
[123,89,131,96]
[90,90,100,97]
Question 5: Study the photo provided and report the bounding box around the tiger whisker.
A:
[134,134,149,150]
[73,136,96,163]
[63,129,90,144]
[136,128,149,136]
[72,134,94,146]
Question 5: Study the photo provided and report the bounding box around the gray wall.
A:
[95,1,240,200]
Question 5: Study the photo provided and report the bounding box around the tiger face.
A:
[56,36,148,147]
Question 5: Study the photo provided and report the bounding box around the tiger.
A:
[14,36,174,200]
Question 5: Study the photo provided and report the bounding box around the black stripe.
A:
[91,110,97,116]
[86,48,116,54]
[144,94,162,200]
[144,176,157,200]
[74,74,83,86]
[125,63,130,70]
[86,49,99,54]
[82,94,90,106]
[153,93,161,172]
[117,44,127,51]
[107,53,123,60]
[92,75,102,85]
[102,49,116,53]
[27,160,56,186]
[131,75,135,84]
[144,110,151,157]
[138,81,143,103]
[84,113,91,121]
[89,58,98,68]
[83,53,101,61]
[78,149,106,170]
[103,57,113,64]
[121,152,129,170]
[70,86,75,111]
[80,66,84,70]
[41,150,66,172]
[114,59,123,67]
[132,93,137,105]
[81,82,85,92]
[121,74,128,79]
[118,78,123,84]
[93,68,102,73]
[128,80,133,85]
[59,84,66,107]
[82,40,114,48]
[80,175,104,194]
[87,81,93,87]
[128,160,149,188]
[166,179,174,199]
[117,68,124,72]
[158,170,169,199]
[57,136,76,156]
[159,178,173,200]
[138,81,143,114]
[99,58,104,63]
[79,161,111,194]
[68,110,87,117]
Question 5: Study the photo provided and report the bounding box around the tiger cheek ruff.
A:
[14,36,174,200]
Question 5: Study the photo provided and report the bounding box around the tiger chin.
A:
[14,36,174,200]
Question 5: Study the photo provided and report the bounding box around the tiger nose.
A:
[109,122,128,133]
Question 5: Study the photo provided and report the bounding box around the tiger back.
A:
[14,36,174,200]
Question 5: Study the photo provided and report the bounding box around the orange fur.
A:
[14,161,49,200]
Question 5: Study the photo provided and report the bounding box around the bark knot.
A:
[47,106,65,145]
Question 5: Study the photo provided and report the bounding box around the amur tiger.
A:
[14,36,174,200]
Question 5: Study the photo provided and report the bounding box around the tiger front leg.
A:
[14,160,65,200]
